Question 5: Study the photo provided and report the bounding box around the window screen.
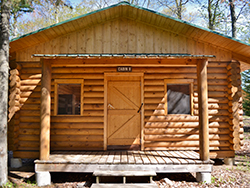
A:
[167,84,191,114]
[57,84,81,115]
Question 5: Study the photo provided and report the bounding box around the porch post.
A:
[197,59,209,162]
[40,59,51,161]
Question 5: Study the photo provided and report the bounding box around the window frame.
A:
[54,79,84,116]
[164,79,194,115]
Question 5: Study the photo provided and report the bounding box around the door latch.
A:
[137,103,143,113]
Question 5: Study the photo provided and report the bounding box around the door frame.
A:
[104,73,144,150]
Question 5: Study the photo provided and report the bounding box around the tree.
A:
[157,0,190,20]
[242,69,250,116]
[10,0,34,38]
[0,0,11,186]
[14,1,89,37]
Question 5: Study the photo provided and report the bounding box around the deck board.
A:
[36,151,213,173]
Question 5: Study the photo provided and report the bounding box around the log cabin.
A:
[8,1,250,186]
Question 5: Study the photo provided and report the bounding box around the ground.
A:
[4,122,250,188]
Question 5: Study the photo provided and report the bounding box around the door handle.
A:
[137,103,143,113]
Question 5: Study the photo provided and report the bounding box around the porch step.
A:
[93,170,156,177]
[91,183,158,188]
[93,170,157,184]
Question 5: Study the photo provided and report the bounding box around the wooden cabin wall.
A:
[143,61,241,158]
[15,18,232,62]
[10,59,243,159]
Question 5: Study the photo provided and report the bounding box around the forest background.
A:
[11,0,250,43]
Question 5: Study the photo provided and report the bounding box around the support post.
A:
[40,59,51,161]
[197,59,209,162]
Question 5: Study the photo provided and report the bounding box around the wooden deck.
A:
[35,151,213,173]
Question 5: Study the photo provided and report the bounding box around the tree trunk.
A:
[229,0,236,38]
[208,0,213,30]
[0,0,10,186]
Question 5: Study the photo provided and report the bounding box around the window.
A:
[164,79,193,115]
[54,79,83,115]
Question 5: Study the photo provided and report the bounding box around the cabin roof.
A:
[10,1,250,66]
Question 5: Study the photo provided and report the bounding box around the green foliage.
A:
[2,181,17,188]
[242,69,250,116]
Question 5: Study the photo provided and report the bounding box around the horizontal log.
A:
[144,128,230,135]
[83,98,104,104]
[144,79,164,85]
[145,109,230,116]
[51,116,103,123]
[145,115,199,122]
[144,140,231,147]
[52,73,104,79]
[50,128,103,136]
[51,147,103,151]
[193,97,229,104]
[20,79,41,85]
[144,98,164,104]
[144,85,164,92]
[207,67,227,73]
[84,85,104,92]
[20,98,41,104]
[83,104,104,110]
[194,109,229,116]
[16,135,39,142]
[19,122,40,129]
[20,68,41,74]
[208,62,229,68]
[20,116,40,123]
[51,122,103,129]
[50,58,198,66]
[17,141,39,148]
[13,151,39,159]
[20,104,40,110]
[19,62,41,68]
[20,74,42,80]
[144,73,227,79]
[144,104,164,110]
[194,91,228,98]
[194,103,229,110]
[194,79,227,86]
[82,110,104,116]
[144,147,228,150]
[144,91,165,98]
[144,134,231,141]
[145,122,230,128]
[84,79,104,85]
[194,85,229,92]
[209,150,234,159]
[20,91,41,98]
[19,128,39,135]
[51,135,103,142]
[84,91,104,97]
[20,110,40,116]
[51,141,103,148]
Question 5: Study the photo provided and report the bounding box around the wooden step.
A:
[93,170,157,184]
[93,170,156,177]
[91,183,158,188]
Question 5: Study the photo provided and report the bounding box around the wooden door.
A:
[107,76,142,150]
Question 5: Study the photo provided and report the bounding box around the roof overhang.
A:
[33,53,215,59]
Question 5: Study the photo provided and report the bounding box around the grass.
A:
[2,181,16,188]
